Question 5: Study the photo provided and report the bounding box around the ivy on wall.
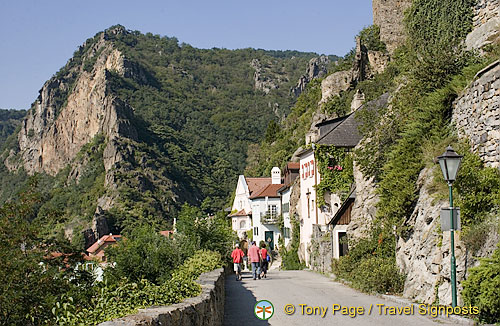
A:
[315,145,354,207]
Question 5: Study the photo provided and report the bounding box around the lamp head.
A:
[437,146,463,183]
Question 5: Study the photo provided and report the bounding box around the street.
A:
[224,269,457,326]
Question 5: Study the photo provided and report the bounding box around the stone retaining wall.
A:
[99,268,225,326]
[452,60,500,168]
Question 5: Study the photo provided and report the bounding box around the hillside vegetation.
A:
[0,26,338,236]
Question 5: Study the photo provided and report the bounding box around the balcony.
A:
[260,212,279,224]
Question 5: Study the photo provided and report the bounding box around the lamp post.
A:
[437,146,463,308]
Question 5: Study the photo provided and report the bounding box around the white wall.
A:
[281,186,293,248]
[231,175,252,213]
[231,215,252,239]
[251,197,281,250]
[299,150,326,265]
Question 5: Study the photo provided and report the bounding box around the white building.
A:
[230,168,283,249]
[229,175,254,239]
[297,148,331,265]
[249,167,283,250]
[277,162,300,248]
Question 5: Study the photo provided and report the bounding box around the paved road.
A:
[224,269,456,326]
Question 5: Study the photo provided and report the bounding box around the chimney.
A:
[271,167,281,184]
[350,89,365,113]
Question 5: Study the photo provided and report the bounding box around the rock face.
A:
[396,167,468,305]
[250,59,290,94]
[372,0,412,55]
[347,160,378,242]
[12,35,137,176]
[3,28,145,245]
[452,60,500,168]
[292,56,330,96]
[368,50,389,75]
[319,38,388,105]
[319,71,353,104]
[466,0,500,50]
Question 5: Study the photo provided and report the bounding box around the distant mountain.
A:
[0,25,338,241]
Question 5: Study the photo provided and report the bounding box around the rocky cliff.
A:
[291,56,330,97]
[1,25,320,242]
[11,33,137,176]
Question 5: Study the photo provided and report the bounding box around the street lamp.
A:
[437,145,463,308]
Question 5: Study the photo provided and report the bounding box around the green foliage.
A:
[332,229,405,294]
[462,242,500,323]
[372,60,488,236]
[454,146,500,229]
[265,120,280,143]
[176,204,236,260]
[0,181,93,326]
[404,0,475,87]
[105,224,187,283]
[102,28,316,211]
[51,249,222,325]
[246,79,323,176]
[315,145,354,206]
[280,213,305,270]
[358,25,386,52]
[0,109,26,148]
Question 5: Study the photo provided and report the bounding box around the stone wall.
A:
[372,0,412,54]
[466,0,500,50]
[452,60,500,168]
[309,225,334,274]
[99,268,225,326]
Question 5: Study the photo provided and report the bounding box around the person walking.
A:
[231,244,245,281]
[260,243,269,279]
[247,241,261,280]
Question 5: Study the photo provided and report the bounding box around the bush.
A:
[176,204,236,260]
[51,250,222,325]
[280,213,306,270]
[462,243,500,324]
[351,257,405,294]
[105,224,188,283]
[332,230,405,294]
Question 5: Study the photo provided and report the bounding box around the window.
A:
[240,220,246,229]
[282,202,289,213]
[283,227,291,238]
[338,232,348,257]
[254,227,259,236]
[268,205,277,218]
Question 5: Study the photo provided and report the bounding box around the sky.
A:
[0,0,373,110]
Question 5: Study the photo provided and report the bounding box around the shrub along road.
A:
[224,269,459,326]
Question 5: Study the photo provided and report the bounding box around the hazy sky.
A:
[0,0,373,110]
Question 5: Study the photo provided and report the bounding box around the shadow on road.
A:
[224,271,270,326]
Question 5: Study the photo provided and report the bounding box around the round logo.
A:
[254,300,274,320]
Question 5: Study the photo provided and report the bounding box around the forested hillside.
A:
[0,109,25,148]
[0,25,337,239]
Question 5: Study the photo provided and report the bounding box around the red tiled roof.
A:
[160,230,174,237]
[249,183,284,199]
[229,209,249,217]
[287,162,300,170]
[87,234,122,254]
[245,177,272,195]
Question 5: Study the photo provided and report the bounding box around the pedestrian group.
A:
[231,241,270,281]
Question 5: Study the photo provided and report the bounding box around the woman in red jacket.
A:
[260,243,269,278]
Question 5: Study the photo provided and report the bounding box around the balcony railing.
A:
[260,212,279,224]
